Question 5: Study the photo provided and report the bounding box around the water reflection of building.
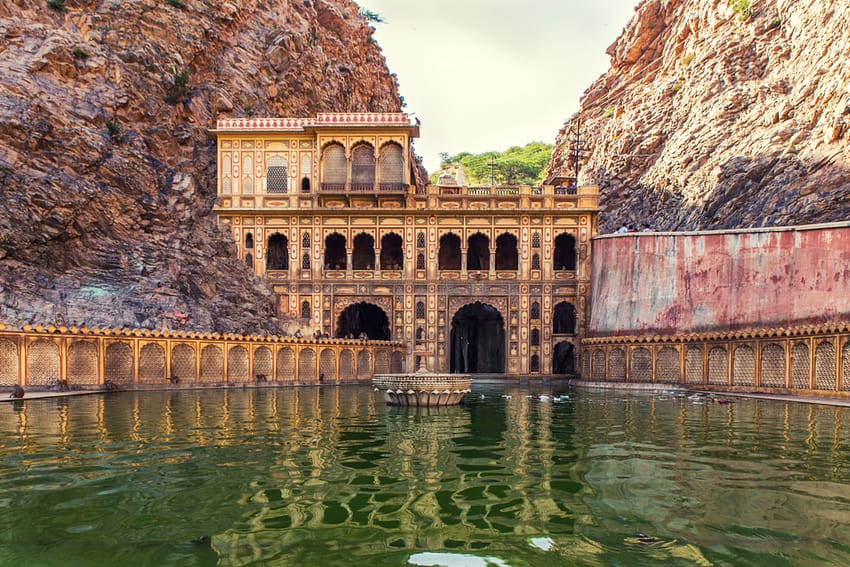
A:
[211,114,599,376]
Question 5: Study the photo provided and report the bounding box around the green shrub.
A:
[165,67,191,104]
[359,8,384,23]
[47,0,65,11]
[106,119,122,138]
[72,47,89,59]
[681,52,695,66]
[729,0,752,20]
[167,0,187,9]
[604,106,616,118]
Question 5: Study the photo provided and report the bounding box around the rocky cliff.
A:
[0,0,401,332]
[550,0,850,233]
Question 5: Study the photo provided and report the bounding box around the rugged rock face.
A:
[0,0,401,332]
[550,0,850,233]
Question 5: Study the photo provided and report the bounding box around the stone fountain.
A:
[373,367,472,407]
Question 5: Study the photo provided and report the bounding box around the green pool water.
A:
[2,385,850,566]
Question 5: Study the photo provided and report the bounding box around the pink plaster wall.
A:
[588,223,850,337]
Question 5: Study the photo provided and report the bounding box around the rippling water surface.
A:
[2,385,850,566]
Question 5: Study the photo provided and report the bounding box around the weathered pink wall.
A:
[588,223,850,336]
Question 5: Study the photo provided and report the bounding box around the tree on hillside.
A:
[435,143,552,186]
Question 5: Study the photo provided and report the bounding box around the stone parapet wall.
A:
[581,322,850,398]
[589,222,850,337]
[0,324,405,391]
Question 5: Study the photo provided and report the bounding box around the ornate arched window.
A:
[353,233,375,270]
[380,233,403,270]
[531,301,540,320]
[416,232,426,249]
[351,143,376,188]
[266,234,289,270]
[439,233,461,270]
[554,233,577,271]
[321,143,346,187]
[495,232,518,271]
[531,328,540,346]
[532,232,541,248]
[301,300,311,320]
[531,253,541,270]
[324,233,346,270]
[379,142,404,188]
[415,301,426,319]
[242,155,253,194]
[467,233,490,271]
[302,233,310,249]
[301,253,310,270]
[266,156,288,193]
[416,253,425,270]
[245,232,254,249]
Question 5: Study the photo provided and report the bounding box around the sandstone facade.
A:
[550,0,850,233]
[0,0,401,332]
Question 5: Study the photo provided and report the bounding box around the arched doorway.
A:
[352,233,375,270]
[336,302,391,340]
[439,233,461,270]
[495,232,518,271]
[324,233,346,270]
[380,233,403,270]
[467,233,490,271]
[554,233,577,271]
[266,234,289,270]
[553,341,575,375]
[450,302,505,374]
[553,301,577,334]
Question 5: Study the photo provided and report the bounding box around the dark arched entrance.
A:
[553,341,575,375]
[336,302,390,340]
[450,302,505,373]
[266,234,289,270]
[553,301,577,334]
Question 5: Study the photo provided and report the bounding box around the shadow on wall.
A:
[589,155,850,233]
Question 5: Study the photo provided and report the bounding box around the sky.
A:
[358,0,638,173]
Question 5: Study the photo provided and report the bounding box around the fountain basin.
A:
[373,372,472,406]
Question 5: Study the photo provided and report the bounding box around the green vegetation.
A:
[359,8,384,24]
[433,142,553,186]
[72,47,89,59]
[106,119,122,138]
[728,0,752,20]
[165,67,191,104]
[769,18,782,29]
[167,0,187,9]
[604,106,616,118]
[681,52,695,66]
[47,0,65,11]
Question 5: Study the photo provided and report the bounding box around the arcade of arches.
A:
[212,113,598,376]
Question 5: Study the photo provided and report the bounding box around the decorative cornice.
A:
[583,321,850,346]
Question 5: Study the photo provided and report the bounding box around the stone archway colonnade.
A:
[582,322,850,398]
[0,324,406,391]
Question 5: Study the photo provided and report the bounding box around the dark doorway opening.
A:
[553,341,575,374]
[467,233,490,271]
[553,302,577,334]
[324,233,346,270]
[336,302,390,340]
[380,233,403,270]
[495,233,518,271]
[353,233,375,270]
[554,233,577,271]
[450,302,505,373]
[439,233,461,270]
[267,233,289,270]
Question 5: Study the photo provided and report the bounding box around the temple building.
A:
[211,113,598,376]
